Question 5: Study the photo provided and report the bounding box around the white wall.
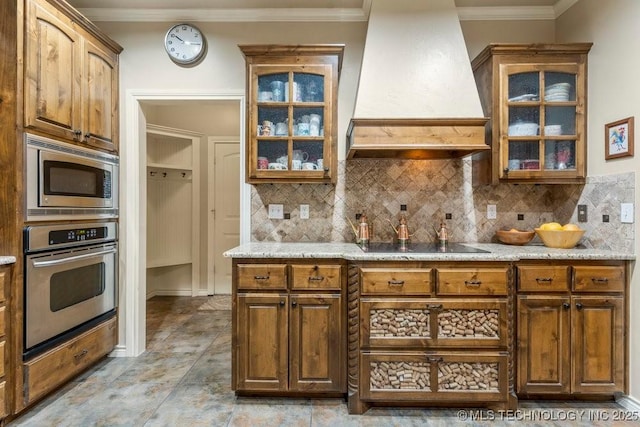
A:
[557,0,639,403]
[97,21,366,160]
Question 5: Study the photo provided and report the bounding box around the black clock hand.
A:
[174,35,184,42]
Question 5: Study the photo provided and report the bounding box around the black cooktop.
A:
[360,242,489,254]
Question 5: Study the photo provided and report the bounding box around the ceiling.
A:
[67,0,579,22]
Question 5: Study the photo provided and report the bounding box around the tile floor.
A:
[8,296,634,426]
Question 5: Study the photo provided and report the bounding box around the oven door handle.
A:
[31,248,116,268]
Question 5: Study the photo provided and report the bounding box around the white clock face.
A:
[164,24,206,65]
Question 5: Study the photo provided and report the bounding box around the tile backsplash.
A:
[251,159,634,253]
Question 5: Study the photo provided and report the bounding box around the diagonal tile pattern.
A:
[8,296,633,426]
[252,160,634,252]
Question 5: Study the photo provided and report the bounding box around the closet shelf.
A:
[147,259,193,269]
[147,162,192,171]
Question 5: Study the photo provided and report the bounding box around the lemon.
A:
[562,223,581,231]
[540,222,563,231]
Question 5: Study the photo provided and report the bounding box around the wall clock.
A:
[164,23,207,66]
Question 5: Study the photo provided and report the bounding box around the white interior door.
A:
[208,139,240,294]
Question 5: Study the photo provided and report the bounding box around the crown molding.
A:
[77,7,369,22]
[78,1,579,23]
[457,6,556,21]
[554,0,580,17]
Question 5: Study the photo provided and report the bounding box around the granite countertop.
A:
[0,256,17,265]
[224,242,635,261]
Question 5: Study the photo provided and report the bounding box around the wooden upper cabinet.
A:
[472,43,592,185]
[24,0,81,143]
[24,0,121,153]
[239,45,344,184]
[82,36,119,151]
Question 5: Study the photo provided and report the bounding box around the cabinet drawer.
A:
[0,267,8,303]
[573,265,625,292]
[518,265,569,292]
[437,267,509,296]
[291,264,341,290]
[0,306,5,338]
[0,341,4,378]
[24,316,116,404]
[361,299,507,348]
[0,381,5,418]
[361,268,432,295]
[361,351,508,402]
[237,264,287,290]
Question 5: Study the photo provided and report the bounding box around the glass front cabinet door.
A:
[472,44,592,184]
[240,45,344,184]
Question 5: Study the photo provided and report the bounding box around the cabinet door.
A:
[24,0,82,142]
[572,296,624,393]
[517,296,571,394]
[247,64,336,183]
[500,63,585,182]
[82,37,119,152]
[236,294,288,391]
[289,294,343,392]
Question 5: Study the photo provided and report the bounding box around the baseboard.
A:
[617,395,640,411]
[147,289,194,297]
[108,344,128,358]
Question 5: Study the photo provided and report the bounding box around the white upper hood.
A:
[347,0,489,159]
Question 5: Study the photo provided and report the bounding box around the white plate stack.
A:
[545,83,571,102]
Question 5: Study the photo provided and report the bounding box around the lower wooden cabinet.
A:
[233,260,346,394]
[23,316,117,405]
[349,261,515,414]
[0,265,9,420]
[361,351,508,402]
[516,261,627,397]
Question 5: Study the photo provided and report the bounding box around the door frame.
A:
[207,137,240,295]
[118,89,248,357]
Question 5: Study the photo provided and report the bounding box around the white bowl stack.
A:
[508,122,539,136]
[545,83,571,102]
[544,124,562,136]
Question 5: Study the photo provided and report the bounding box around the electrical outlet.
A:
[621,203,634,223]
[268,204,284,219]
[517,214,524,221]
[577,204,587,222]
[487,204,497,220]
[300,204,310,219]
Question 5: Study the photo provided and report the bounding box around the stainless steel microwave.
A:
[25,133,119,221]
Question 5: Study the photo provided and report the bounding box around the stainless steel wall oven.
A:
[23,222,118,360]
[25,133,119,221]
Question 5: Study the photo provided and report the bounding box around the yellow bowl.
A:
[496,229,535,245]
[534,228,585,249]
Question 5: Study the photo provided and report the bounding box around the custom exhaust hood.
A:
[346,0,490,159]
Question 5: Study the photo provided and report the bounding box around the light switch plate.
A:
[300,204,309,219]
[487,204,497,220]
[268,204,284,219]
[621,203,634,223]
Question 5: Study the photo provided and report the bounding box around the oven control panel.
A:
[49,227,107,245]
[24,222,117,253]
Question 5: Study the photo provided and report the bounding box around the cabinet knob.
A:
[291,300,297,307]
[562,302,570,310]
[279,300,285,306]
[576,303,584,310]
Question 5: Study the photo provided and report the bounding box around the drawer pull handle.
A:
[427,304,443,310]
[74,349,88,362]
[427,357,443,363]
[254,275,270,280]
[591,277,609,284]
[464,280,482,287]
[388,280,405,286]
[535,278,553,284]
[308,276,325,282]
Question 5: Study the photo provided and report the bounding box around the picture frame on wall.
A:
[605,116,634,160]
